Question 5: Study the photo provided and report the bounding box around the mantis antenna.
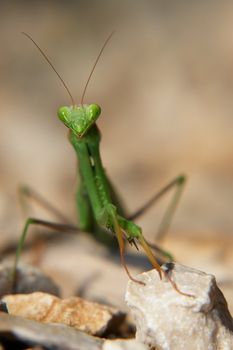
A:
[22,31,114,107]
[21,32,75,106]
[80,31,114,105]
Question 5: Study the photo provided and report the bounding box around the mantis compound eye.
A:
[57,106,72,124]
[86,104,101,121]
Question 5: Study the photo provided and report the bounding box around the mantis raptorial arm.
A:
[103,204,144,284]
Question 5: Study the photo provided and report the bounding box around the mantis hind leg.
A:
[18,185,71,224]
[128,174,187,241]
[12,218,79,290]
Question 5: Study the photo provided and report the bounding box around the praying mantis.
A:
[13,32,189,295]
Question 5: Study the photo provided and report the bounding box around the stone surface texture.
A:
[0,311,146,350]
[3,292,125,336]
[125,263,233,350]
[0,262,60,298]
[103,339,147,350]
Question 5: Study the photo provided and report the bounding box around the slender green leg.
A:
[156,175,186,241]
[12,218,79,288]
[128,175,186,241]
[18,185,71,224]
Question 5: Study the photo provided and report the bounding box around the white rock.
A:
[103,339,147,350]
[125,263,233,350]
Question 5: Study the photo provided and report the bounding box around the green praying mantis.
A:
[12,32,190,295]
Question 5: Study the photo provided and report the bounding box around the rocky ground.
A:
[0,1,233,348]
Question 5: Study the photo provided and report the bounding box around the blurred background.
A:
[0,1,232,309]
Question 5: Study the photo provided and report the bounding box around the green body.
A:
[69,120,142,246]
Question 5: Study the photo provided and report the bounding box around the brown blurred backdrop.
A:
[0,1,233,248]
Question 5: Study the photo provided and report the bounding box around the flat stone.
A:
[3,291,125,336]
[0,311,102,350]
[0,312,146,350]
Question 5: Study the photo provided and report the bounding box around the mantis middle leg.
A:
[128,174,187,241]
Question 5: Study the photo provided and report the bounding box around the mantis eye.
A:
[86,104,101,121]
[57,106,72,124]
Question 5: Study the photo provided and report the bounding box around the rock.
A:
[103,339,147,350]
[0,312,146,350]
[0,311,102,350]
[0,262,60,297]
[125,263,233,350]
[3,292,125,336]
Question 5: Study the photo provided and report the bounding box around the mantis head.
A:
[21,32,112,138]
[57,104,101,138]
